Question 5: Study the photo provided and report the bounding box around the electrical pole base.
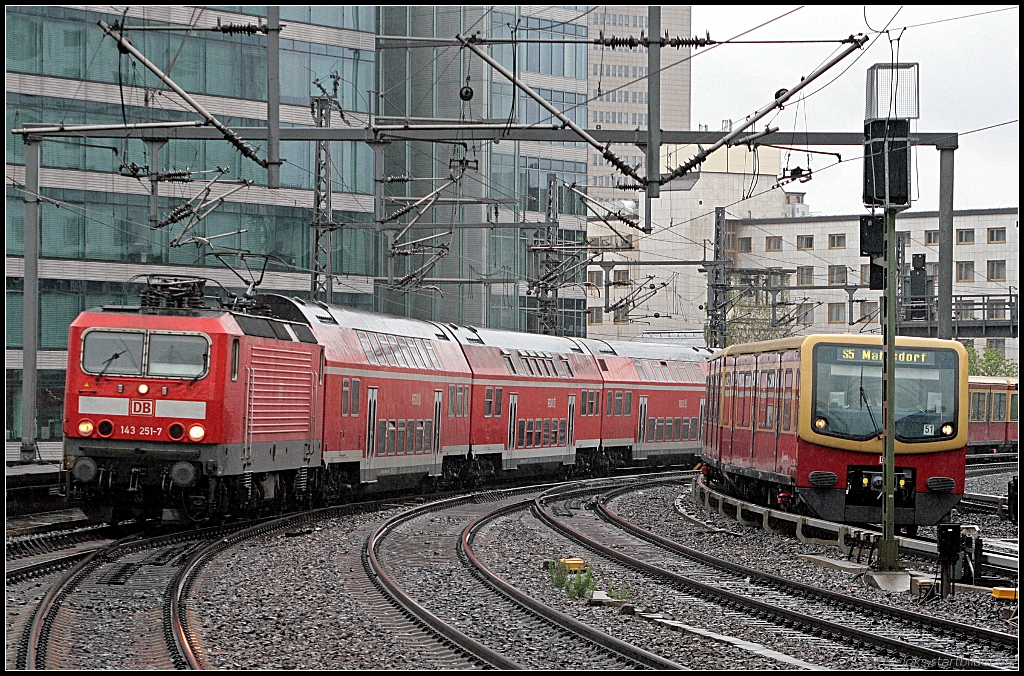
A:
[863,569,912,592]
[874,539,902,571]
[19,443,37,464]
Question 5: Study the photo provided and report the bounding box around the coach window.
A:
[1010,394,1018,421]
[342,378,350,416]
[521,357,534,376]
[485,387,494,417]
[518,420,527,448]
[544,419,551,446]
[386,420,396,455]
[425,342,442,369]
[377,420,387,456]
[457,386,465,417]
[415,420,425,453]
[690,417,699,440]
[673,417,681,441]
[399,338,420,369]
[350,379,360,416]
[553,359,567,377]
[991,393,1008,422]
[562,359,574,377]
[368,334,387,365]
[494,388,503,417]
[624,391,633,416]
[969,392,987,422]
[379,336,398,366]
[587,390,595,415]
[231,338,239,381]
[614,391,623,416]
[558,419,567,446]
[396,420,406,455]
[525,419,534,447]
[407,420,416,454]
[504,354,518,375]
[536,419,543,445]
[358,332,377,365]
[388,336,408,368]
[448,385,456,417]
[634,359,648,380]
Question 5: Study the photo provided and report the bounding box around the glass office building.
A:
[5,6,594,455]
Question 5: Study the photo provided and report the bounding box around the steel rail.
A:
[459,499,686,671]
[532,483,1010,670]
[596,483,1018,650]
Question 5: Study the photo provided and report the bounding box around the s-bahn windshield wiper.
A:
[860,367,881,439]
[95,349,127,381]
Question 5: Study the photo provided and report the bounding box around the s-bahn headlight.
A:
[862,477,869,487]
[78,419,95,436]
[815,417,827,430]
[940,423,954,436]
[187,424,206,442]
[899,478,906,488]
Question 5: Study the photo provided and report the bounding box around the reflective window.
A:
[81,330,144,376]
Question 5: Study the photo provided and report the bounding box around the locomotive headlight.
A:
[187,424,206,442]
[940,423,954,436]
[815,417,827,429]
[138,383,149,395]
[78,419,95,436]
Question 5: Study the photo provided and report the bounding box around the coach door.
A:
[507,393,519,451]
[431,390,443,476]
[636,396,649,459]
[566,395,576,463]
[365,387,378,462]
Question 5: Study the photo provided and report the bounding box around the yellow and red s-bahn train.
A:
[701,335,969,528]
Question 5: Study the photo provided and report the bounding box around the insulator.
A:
[215,22,262,35]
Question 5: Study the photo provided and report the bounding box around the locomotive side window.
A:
[351,379,360,416]
[231,338,239,381]
[82,330,145,376]
[494,388,503,417]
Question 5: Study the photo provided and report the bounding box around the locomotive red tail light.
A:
[78,419,95,436]
[187,424,206,442]
[97,420,114,437]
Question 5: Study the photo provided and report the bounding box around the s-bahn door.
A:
[431,390,443,476]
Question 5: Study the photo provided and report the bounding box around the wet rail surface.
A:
[535,478,1017,670]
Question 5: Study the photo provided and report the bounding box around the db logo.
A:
[130,399,155,416]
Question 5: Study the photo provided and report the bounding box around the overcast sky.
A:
[686,5,1019,216]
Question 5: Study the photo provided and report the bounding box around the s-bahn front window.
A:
[813,344,959,442]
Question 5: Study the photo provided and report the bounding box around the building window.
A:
[987,260,1006,281]
[588,270,603,290]
[987,338,1006,355]
[765,236,782,251]
[828,234,846,249]
[613,307,629,324]
[955,300,975,320]
[738,237,752,252]
[987,301,1007,320]
[956,261,974,282]
[926,262,939,277]
[797,267,814,286]
[797,235,814,250]
[828,266,848,285]
[925,230,939,245]
[614,269,629,284]
[828,303,846,324]
[859,301,878,323]
[988,227,1006,243]
[797,303,815,324]
[956,229,975,244]
[588,307,603,325]
[860,264,872,285]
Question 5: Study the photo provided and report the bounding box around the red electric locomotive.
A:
[63,280,706,522]
[702,335,969,530]
[967,376,1019,455]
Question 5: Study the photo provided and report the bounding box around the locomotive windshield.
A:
[82,330,209,379]
[812,344,959,442]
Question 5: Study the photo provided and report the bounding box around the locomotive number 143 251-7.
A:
[121,425,163,436]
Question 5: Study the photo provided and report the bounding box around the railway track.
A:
[368,479,689,669]
[532,478,1017,670]
[15,523,249,670]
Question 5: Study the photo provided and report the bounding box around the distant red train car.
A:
[63,281,706,522]
[967,376,1018,454]
[702,335,969,530]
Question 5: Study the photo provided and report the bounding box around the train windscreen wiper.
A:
[860,367,881,439]
[95,349,127,381]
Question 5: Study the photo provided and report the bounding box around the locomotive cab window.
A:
[148,333,209,379]
[82,330,145,376]
[813,344,959,442]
